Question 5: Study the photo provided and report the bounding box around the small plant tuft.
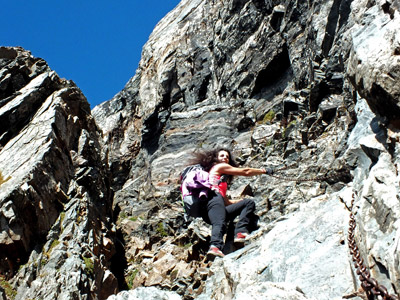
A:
[265,139,274,147]
[178,242,192,249]
[125,269,139,289]
[49,239,60,252]
[262,110,275,123]
[59,212,66,231]
[156,222,168,237]
[83,257,94,276]
[0,276,17,299]
[117,211,128,224]
[40,257,48,267]
[42,239,60,260]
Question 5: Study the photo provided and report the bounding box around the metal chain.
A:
[347,193,399,300]
[270,172,336,182]
[270,164,341,183]
[269,166,399,298]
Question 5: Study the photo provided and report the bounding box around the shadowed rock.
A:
[1,0,400,299]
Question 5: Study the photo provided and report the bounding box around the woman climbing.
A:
[187,147,273,260]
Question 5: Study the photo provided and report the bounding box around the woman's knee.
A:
[244,198,256,211]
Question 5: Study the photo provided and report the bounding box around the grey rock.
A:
[2,0,400,299]
[198,191,353,300]
[347,1,400,120]
[92,0,398,298]
[0,47,116,299]
[107,287,181,300]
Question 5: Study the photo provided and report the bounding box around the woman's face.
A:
[217,150,230,164]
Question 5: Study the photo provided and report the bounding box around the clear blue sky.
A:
[2,1,181,108]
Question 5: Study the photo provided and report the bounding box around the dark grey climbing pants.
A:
[201,192,256,250]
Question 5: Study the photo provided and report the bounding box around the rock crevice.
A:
[1,0,400,299]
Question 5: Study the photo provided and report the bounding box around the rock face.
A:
[92,0,400,298]
[1,0,400,299]
[0,47,117,299]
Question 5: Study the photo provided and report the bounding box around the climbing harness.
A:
[346,193,399,300]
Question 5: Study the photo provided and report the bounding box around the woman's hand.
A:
[224,198,243,206]
[263,168,274,175]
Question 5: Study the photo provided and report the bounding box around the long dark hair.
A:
[188,147,238,183]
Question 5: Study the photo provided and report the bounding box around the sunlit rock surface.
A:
[1,0,400,299]
[0,47,117,300]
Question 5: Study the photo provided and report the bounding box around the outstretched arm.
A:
[214,163,269,176]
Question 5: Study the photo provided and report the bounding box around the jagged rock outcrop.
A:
[92,0,400,299]
[0,47,117,299]
[1,0,400,299]
[348,1,400,120]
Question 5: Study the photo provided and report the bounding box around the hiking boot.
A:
[233,232,249,248]
[248,214,260,232]
[206,245,224,261]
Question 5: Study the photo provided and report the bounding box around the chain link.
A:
[269,165,398,299]
[347,193,399,300]
[270,164,345,183]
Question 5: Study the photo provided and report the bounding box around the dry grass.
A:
[0,171,10,186]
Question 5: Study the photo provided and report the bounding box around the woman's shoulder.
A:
[210,163,230,172]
